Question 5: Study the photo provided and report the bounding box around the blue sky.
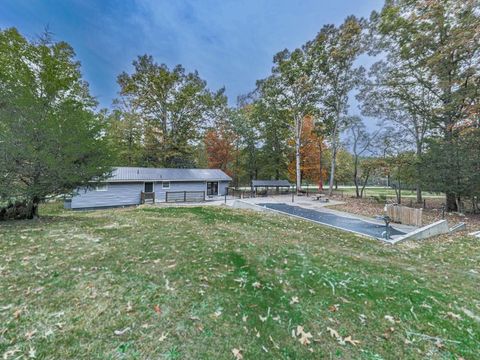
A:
[1,0,383,109]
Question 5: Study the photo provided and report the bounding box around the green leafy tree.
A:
[347,116,379,198]
[0,28,111,218]
[104,105,143,166]
[324,148,354,188]
[358,158,387,198]
[116,55,227,168]
[368,0,480,210]
[229,104,261,188]
[307,16,366,196]
[253,100,290,181]
[421,128,480,212]
[258,47,321,191]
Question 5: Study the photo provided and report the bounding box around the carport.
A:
[252,180,291,196]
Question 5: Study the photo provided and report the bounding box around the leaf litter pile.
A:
[0,203,479,359]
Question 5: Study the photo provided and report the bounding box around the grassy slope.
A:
[0,203,479,359]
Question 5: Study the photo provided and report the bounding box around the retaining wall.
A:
[391,220,449,244]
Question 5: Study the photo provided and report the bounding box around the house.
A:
[65,167,232,209]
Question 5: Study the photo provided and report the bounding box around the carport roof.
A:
[252,180,291,187]
[103,167,232,182]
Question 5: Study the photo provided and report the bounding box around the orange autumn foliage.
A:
[204,127,236,177]
[288,116,327,185]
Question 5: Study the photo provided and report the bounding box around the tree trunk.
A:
[360,171,370,198]
[446,192,458,212]
[295,115,302,192]
[295,136,301,192]
[353,156,360,198]
[318,141,323,191]
[27,197,39,219]
[328,113,339,196]
[416,186,422,204]
[415,143,423,203]
[398,180,402,205]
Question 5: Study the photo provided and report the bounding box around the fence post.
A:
[184,191,186,202]
[292,191,294,203]
[224,194,227,204]
[166,192,168,202]
[203,191,206,201]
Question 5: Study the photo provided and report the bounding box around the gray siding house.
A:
[65,167,232,209]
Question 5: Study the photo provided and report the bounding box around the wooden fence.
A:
[166,191,205,203]
[386,204,422,226]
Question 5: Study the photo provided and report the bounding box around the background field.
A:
[1,203,479,359]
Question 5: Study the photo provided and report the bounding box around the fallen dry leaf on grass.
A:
[290,296,299,305]
[159,332,168,342]
[3,348,21,359]
[153,304,161,314]
[343,336,360,346]
[126,302,133,312]
[384,315,396,324]
[252,281,262,289]
[231,348,243,359]
[13,309,21,320]
[382,327,395,339]
[328,304,340,312]
[446,312,462,320]
[296,326,313,346]
[327,327,341,340]
[327,327,360,346]
[25,329,37,340]
[114,327,130,336]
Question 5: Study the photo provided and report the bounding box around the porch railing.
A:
[141,191,155,204]
[166,191,206,203]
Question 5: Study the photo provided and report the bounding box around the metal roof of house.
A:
[105,167,232,182]
[251,180,291,187]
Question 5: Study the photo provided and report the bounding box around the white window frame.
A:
[162,181,170,189]
[95,184,108,192]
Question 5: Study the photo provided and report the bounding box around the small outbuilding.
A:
[65,167,232,209]
[251,180,291,195]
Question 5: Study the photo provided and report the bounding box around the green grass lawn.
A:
[1,203,478,359]
[322,186,444,199]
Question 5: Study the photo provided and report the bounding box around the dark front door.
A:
[144,182,154,193]
[207,182,218,196]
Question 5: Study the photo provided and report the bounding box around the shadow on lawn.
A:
[140,206,253,225]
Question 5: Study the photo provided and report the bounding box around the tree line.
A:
[1,0,479,219]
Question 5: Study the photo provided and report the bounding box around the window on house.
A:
[95,184,108,191]
[162,181,170,189]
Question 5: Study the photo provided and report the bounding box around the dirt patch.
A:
[328,195,480,233]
